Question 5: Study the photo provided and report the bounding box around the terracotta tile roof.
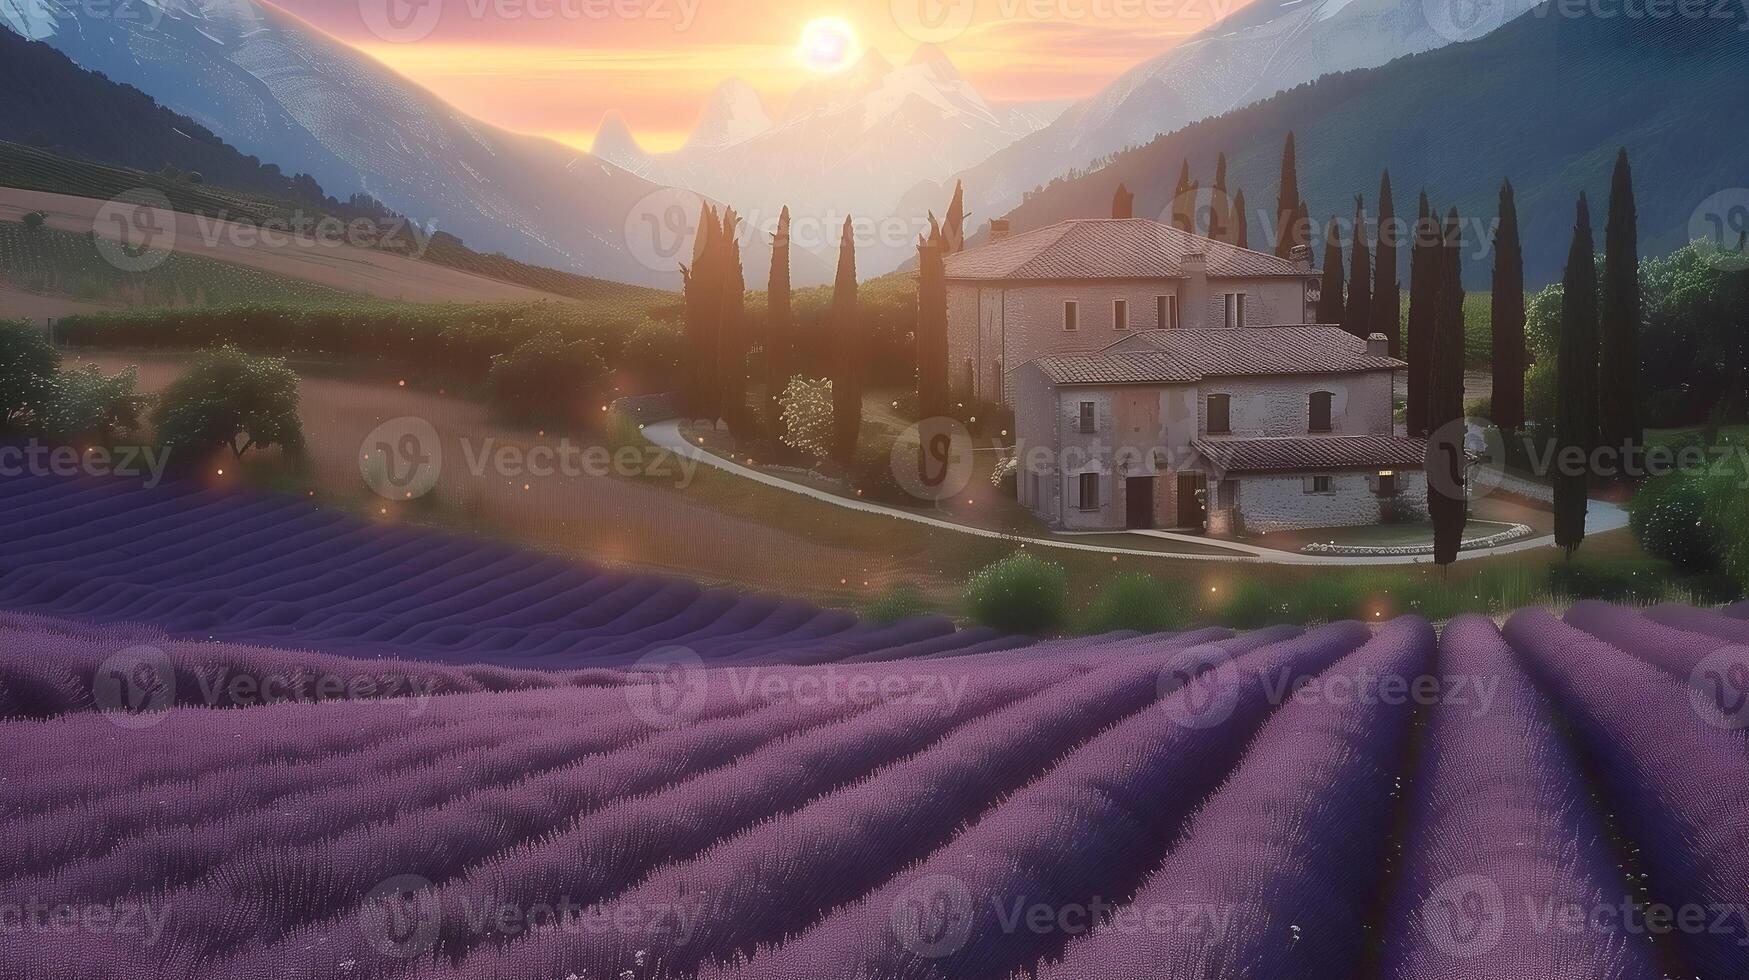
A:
[943,218,1308,281]
[1029,352,1200,385]
[1113,326,1406,377]
[1193,436,1430,475]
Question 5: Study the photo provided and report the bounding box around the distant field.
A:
[0,187,585,307]
[0,219,360,311]
[0,141,677,306]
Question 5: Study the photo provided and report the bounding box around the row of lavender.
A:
[0,473,1019,673]
[4,603,1748,978]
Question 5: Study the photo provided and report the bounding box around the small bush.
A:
[22,210,46,230]
[38,364,149,441]
[151,346,302,464]
[1079,573,1188,634]
[962,553,1069,635]
[1630,473,1715,573]
[0,321,62,432]
[484,331,607,429]
[849,439,909,505]
[863,583,931,624]
[779,377,834,460]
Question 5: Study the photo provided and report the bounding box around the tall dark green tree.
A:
[1274,132,1300,258]
[1373,172,1401,357]
[830,216,862,462]
[679,204,722,418]
[916,217,950,418]
[1345,195,1372,340]
[1600,148,1642,451]
[1406,192,1436,436]
[1318,217,1346,325]
[764,206,792,442]
[1555,193,1600,555]
[1490,180,1526,433]
[718,208,749,435]
[1429,207,1468,566]
[1112,182,1134,219]
[1172,160,1193,233]
[1209,153,1230,243]
[1231,188,1249,250]
[943,180,967,254]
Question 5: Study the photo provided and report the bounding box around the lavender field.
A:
[6,590,1749,979]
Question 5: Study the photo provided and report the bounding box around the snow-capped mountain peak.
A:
[683,77,772,150]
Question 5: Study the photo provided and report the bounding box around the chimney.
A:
[1289,244,1313,272]
[1367,332,1389,357]
[988,219,1011,242]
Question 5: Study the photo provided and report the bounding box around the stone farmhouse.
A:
[950,216,1430,536]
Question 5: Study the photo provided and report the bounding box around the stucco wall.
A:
[1197,371,1396,439]
[947,273,1318,405]
[1232,470,1429,534]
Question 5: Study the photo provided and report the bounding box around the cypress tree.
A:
[916,218,949,418]
[680,204,722,418]
[943,180,967,253]
[1429,207,1468,567]
[765,206,792,442]
[1112,182,1134,220]
[831,216,862,462]
[1209,153,1230,243]
[1373,171,1401,357]
[718,208,748,434]
[1274,132,1300,258]
[1292,200,1310,258]
[1173,160,1193,233]
[1555,193,1599,555]
[1406,192,1436,436]
[1231,188,1249,250]
[1318,217,1346,325]
[1345,195,1372,340]
[1187,180,1201,236]
[1600,148,1641,451]
[1491,180,1526,433]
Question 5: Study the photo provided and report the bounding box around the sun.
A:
[798,17,859,73]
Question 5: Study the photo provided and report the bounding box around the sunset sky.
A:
[264,0,1243,152]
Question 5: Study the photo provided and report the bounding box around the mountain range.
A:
[592,45,1066,277]
[987,6,1749,287]
[899,0,1546,234]
[1,0,689,287]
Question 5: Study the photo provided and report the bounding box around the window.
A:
[1077,401,1096,434]
[1156,294,1179,330]
[1223,292,1247,329]
[1206,394,1231,435]
[1306,475,1334,495]
[1376,471,1398,497]
[1077,472,1100,510]
[1063,300,1079,332]
[1309,391,1334,433]
[1113,299,1129,331]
